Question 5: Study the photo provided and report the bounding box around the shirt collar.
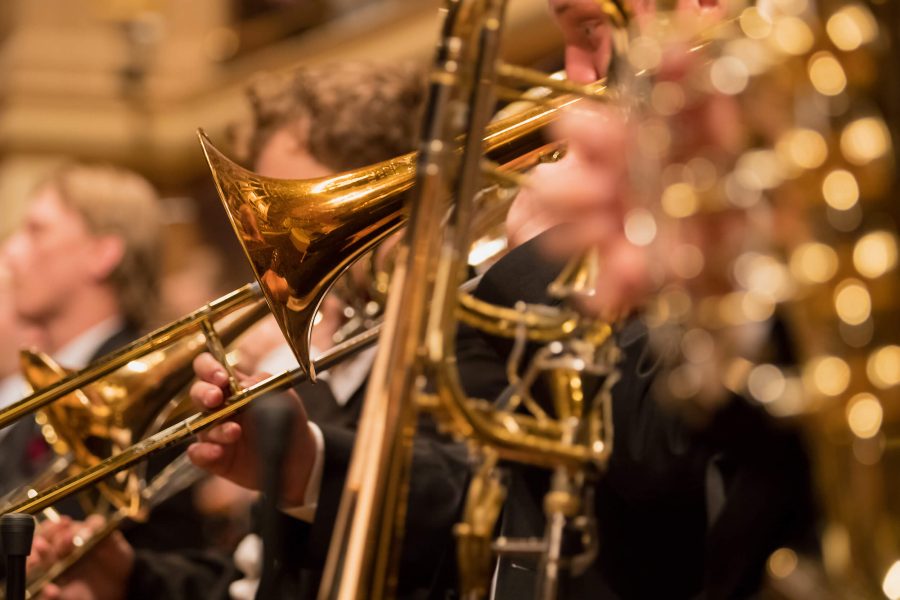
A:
[319,345,377,407]
[52,317,124,370]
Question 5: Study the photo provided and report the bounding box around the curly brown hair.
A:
[230,61,426,171]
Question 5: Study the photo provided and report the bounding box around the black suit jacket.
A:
[458,235,816,600]
[307,234,815,600]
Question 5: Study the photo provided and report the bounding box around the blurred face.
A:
[254,124,332,180]
[548,0,722,83]
[0,279,20,375]
[3,186,106,324]
[0,274,45,375]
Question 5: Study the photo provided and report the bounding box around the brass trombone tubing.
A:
[320,0,518,595]
[19,454,204,599]
[0,283,263,430]
[2,324,382,516]
[431,320,612,471]
[496,63,602,99]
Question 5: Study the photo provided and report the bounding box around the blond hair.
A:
[44,163,162,330]
[230,61,426,170]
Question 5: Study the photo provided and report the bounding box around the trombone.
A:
[0,283,267,432]
[1,454,204,600]
[0,300,268,598]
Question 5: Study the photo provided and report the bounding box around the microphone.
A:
[254,393,298,599]
[1,513,36,600]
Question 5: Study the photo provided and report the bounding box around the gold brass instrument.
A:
[2,454,203,600]
[0,297,267,516]
[0,301,266,597]
[0,139,419,515]
[0,283,266,432]
[316,0,627,598]
[0,324,383,517]
[0,89,573,518]
[745,3,899,597]
[198,76,603,382]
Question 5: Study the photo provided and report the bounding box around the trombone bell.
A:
[199,130,410,380]
[19,351,144,515]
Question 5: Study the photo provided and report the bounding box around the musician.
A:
[27,62,430,600]
[0,164,162,506]
[30,3,814,600]
[0,163,215,560]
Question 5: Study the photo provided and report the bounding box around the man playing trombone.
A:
[25,61,431,600]
[184,2,815,599]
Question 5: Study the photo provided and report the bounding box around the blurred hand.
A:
[512,105,653,321]
[186,353,316,506]
[516,42,747,321]
[29,515,133,600]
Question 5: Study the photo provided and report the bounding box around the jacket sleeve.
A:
[300,424,469,594]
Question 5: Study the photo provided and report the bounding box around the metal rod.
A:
[496,63,606,99]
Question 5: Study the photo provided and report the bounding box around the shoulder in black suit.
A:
[471,233,816,600]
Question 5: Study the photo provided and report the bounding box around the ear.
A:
[88,235,126,282]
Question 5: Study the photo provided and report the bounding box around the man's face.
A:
[548,0,722,83]
[2,186,104,324]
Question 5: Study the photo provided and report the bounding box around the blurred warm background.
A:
[0,0,564,323]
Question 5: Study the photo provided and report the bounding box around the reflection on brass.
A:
[0,284,265,432]
[0,299,266,596]
[199,69,601,378]
[1,324,383,517]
